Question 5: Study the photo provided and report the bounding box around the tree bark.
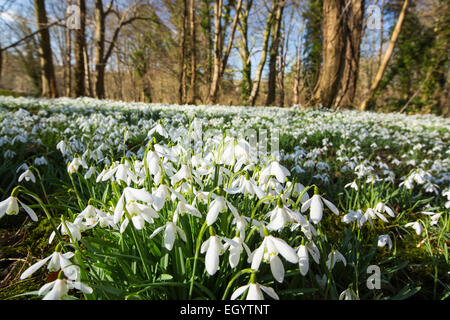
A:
[94,0,106,99]
[34,0,58,98]
[293,23,304,106]
[65,1,72,97]
[237,0,253,104]
[265,0,285,106]
[335,0,365,108]
[312,0,345,108]
[74,0,86,97]
[247,3,276,106]
[359,0,409,111]
[179,0,189,104]
[208,0,224,104]
[188,0,197,104]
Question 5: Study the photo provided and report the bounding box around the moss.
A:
[0,218,55,300]
[0,278,44,300]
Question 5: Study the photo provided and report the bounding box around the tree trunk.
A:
[266,0,285,106]
[74,0,86,97]
[336,0,365,108]
[85,45,93,97]
[293,24,304,106]
[247,4,275,106]
[94,0,106,99]
[65,4,72,97]
[359,0,409,111]
[188,0,197,104]
[237,0,253,104]
[208,0,224,104]
[312,0,345,108]
[34,0,58,98]
[179,0,189,104]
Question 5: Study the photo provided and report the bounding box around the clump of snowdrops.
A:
[1,121,421,301]
[1,96,448,300]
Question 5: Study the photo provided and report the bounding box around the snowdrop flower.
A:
[284,182,309,204]
[327,250,346,270]
[148,122,168,138]
[225,174,266,200]
[250,235,298,283]
[0,196,38,222]
[38,273,92,300]
[151,184,171,211]
[145,149,161,181]
[297,241,321,276]
[265,200,307,232]
[20,248,79,281]
[301,192,339,224]
[231,282,279,300]
[101,163,138,185]
[259,160,290,185]
[339,288,359,300]
[405,221,424,235]
[49,220,82,244]
[224,236,251,269]
[113,187,153,225]
[84,166,95,180]
[200,234,227,276]
[34,156,48,166]
[421,212,442,226]
[18,168,36,184]
[297,245,309,276]
[378,234,393,250]
[375,202,395,218]
[149,214,186,251]
[120,201,159,232]
[344,181,359,191]
[56,140,67,154]
[170,164,193,185]
[442,189,450,209]
[341,209,363,225]
[206,194,239,226]
[67,157,86,174]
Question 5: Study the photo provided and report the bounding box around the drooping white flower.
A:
[56,140,67,154]
[341,209,364,225]
[113,187,153,225]
[326,250,346,270]
[265,202,307,232]
[0,196,38,222]
[49,220,82,244]
[344,181,359,191]
[377,234,393,250]
[206,194,239,226]
[259,160,291,185]
[250,235,298,283]
[223,236,251,269]
[200,235,225,276]
[297,245,309,276]
[231,283,279,300]
[405,221,424,235]
[38,277,92,300]
[148,122,168,138]
[375,202,395,218]
[67,157,86,174]
[225,175,266,200]
[20,250,79,281]
[149,214,186,251]
[18,168,36,183]
[301,194,339,224]
[339,288,359,300]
